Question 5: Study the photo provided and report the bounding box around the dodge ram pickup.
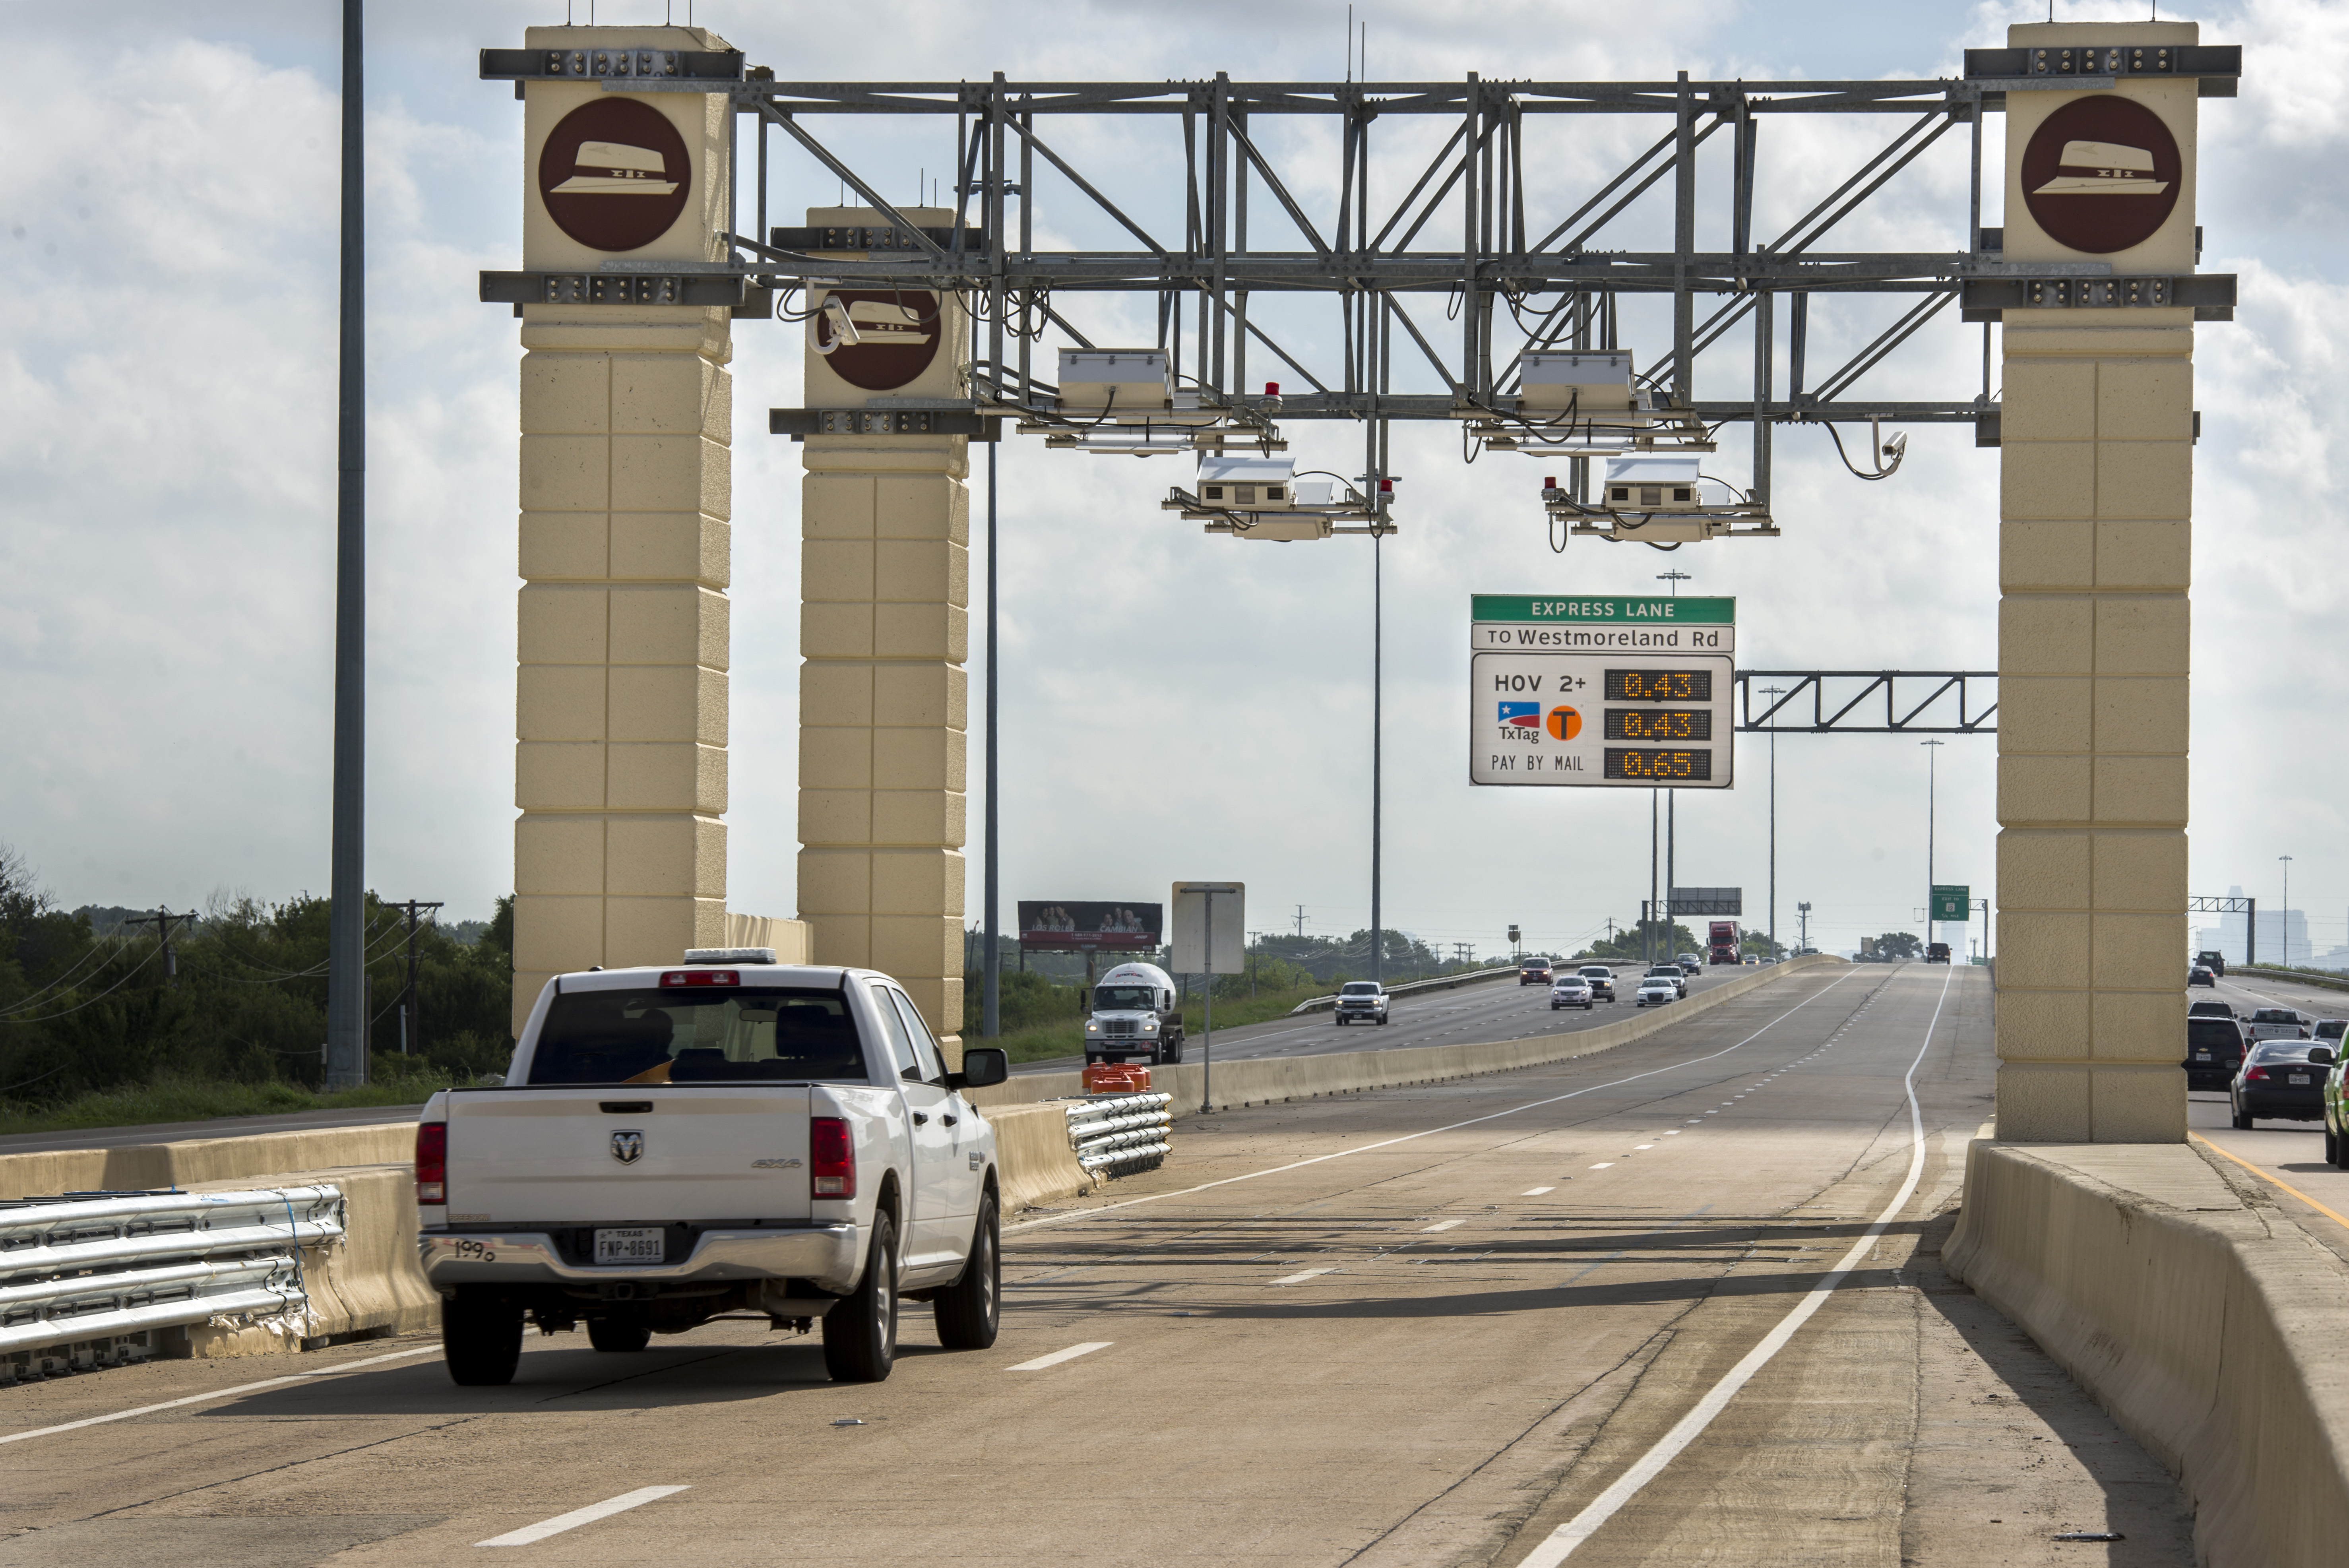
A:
[415,950,1009,1387]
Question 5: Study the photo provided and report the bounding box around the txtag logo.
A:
[1498,702,1541,730]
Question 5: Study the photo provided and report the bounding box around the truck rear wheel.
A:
[822,1212,899,1383]
[442,1288,523,1386]
[934,1194,1001,1350]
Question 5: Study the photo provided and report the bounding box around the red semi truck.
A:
[1707,920,1740,965]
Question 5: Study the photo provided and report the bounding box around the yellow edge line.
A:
[2189,1131,2349,1235]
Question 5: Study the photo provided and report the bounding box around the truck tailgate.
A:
[444,1087,814,1223]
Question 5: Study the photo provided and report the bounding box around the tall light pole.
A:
[982,438,1000,1040]
[1370,529,1383,983]
[1921,738,1945,943]
[1760,684,1785,960]
[1657,569,1691,956]
[324,0,367,1090]
[2281,855,2294,966]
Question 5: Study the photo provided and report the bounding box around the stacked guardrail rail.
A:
[0,1185,343,1381]
[1066,1093,1172,1175]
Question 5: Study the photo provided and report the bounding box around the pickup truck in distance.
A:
[415,952,1009,1388]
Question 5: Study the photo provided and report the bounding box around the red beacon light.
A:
[1544,475,1558,490]
[659,969,739,987]
[1263,381,1280,397]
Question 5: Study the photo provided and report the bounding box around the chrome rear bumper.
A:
[419,1223,861,1295]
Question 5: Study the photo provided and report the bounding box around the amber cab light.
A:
[660,969,739,987]
[810,1116,855,1198]
[416,1122,448,1204]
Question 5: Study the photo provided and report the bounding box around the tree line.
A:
[0,845,515,1108]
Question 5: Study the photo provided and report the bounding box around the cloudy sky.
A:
[1,0,2341,965]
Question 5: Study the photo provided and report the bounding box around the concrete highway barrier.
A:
[1947,1140,2349,1568]
[1287,965,1518,1014]
[2232,965,2349,995]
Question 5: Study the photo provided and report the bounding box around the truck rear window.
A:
[528,988,870,1085]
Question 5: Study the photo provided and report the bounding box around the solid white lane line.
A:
[477,1486,689,1547]
[0,1344,442,1448]
[1004,970,1866,1238]
[1270,1268,1338,1285]
[1006,1341,1114,1371]
[1523,1186,1556,1196]
[1514,965,1957,1567]
[1422,1219,1465,1232]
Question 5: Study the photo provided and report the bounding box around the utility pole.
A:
[1370,531,1383,985]
[1647,791,1659,963]
[1797,900,1812,954]
[2281,855,2294,965]
[983,437,1000,1041]
[1921,738,1945,945]
[122,909,196,987]
[1760,684,1784,965]
[324,0,368,1092]
[1295,904,1307,939]
[1658,569,1690,965]
[385,900,443,1055]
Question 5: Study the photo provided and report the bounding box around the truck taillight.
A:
[416,1122,447,1204]
[811,1116,855,1198]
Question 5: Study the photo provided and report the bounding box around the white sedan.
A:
[1635,977,1678,1007]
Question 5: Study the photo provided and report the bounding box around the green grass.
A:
[0,1059,466,1139]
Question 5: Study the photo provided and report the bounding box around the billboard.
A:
[1018,900,1163,952]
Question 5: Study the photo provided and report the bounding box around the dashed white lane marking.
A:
[0,1344,442,1448]
[1663,1130,1681,1136]
[1006,1341,1114,1371]
[1270,1268,1338,1286]
[1523,1186,1557,1196]
[478,1486,690,1547]
[1516,964,1957,1566]
[1589,1162,1614,1169]
[1422,1219,1465,1232]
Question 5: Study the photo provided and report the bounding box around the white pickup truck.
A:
[414,950,1009,1387]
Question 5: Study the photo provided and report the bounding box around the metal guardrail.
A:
[1066,1093,1173,1175]
[1289,966,1519,1016]
[0,1186,343,1378]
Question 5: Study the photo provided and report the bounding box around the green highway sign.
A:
[1930,885,1970,922]
[1471,594,1736,625]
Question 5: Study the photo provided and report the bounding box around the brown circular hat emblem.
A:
[2020,96,2182,255]
[812,290,944,391]
[537,99,692,253]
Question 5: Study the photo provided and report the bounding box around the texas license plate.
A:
[2290,1073,2312,1086]
[594,1227,664,1264]
[2195,1052,2211,1061]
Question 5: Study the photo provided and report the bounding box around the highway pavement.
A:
[0,963,2200,1566]
[1014,961,1760,1075]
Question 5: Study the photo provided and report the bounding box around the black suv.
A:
[2184,1016,2248,1091]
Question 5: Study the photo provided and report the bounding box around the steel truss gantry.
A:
[483,45,2239,537]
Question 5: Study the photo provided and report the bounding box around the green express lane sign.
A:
[1931,885,1969,922]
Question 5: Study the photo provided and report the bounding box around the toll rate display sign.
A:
[1468,595,1736,789]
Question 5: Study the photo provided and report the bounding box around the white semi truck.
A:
[415,951,1008,1387]
[1082,961,1186,1066]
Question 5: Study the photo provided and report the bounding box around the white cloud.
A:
[0,1,2342,963]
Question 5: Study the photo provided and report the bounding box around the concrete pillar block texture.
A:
[1993,20,2202,1142]
[797,209,972,1059]
[510,25,736,1035]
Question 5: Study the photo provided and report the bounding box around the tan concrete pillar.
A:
[797,209,970,1057]
[509,26,735,1034]
[1995,21,2200,1141]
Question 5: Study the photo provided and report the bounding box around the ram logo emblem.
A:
[611,1130,645,1165]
